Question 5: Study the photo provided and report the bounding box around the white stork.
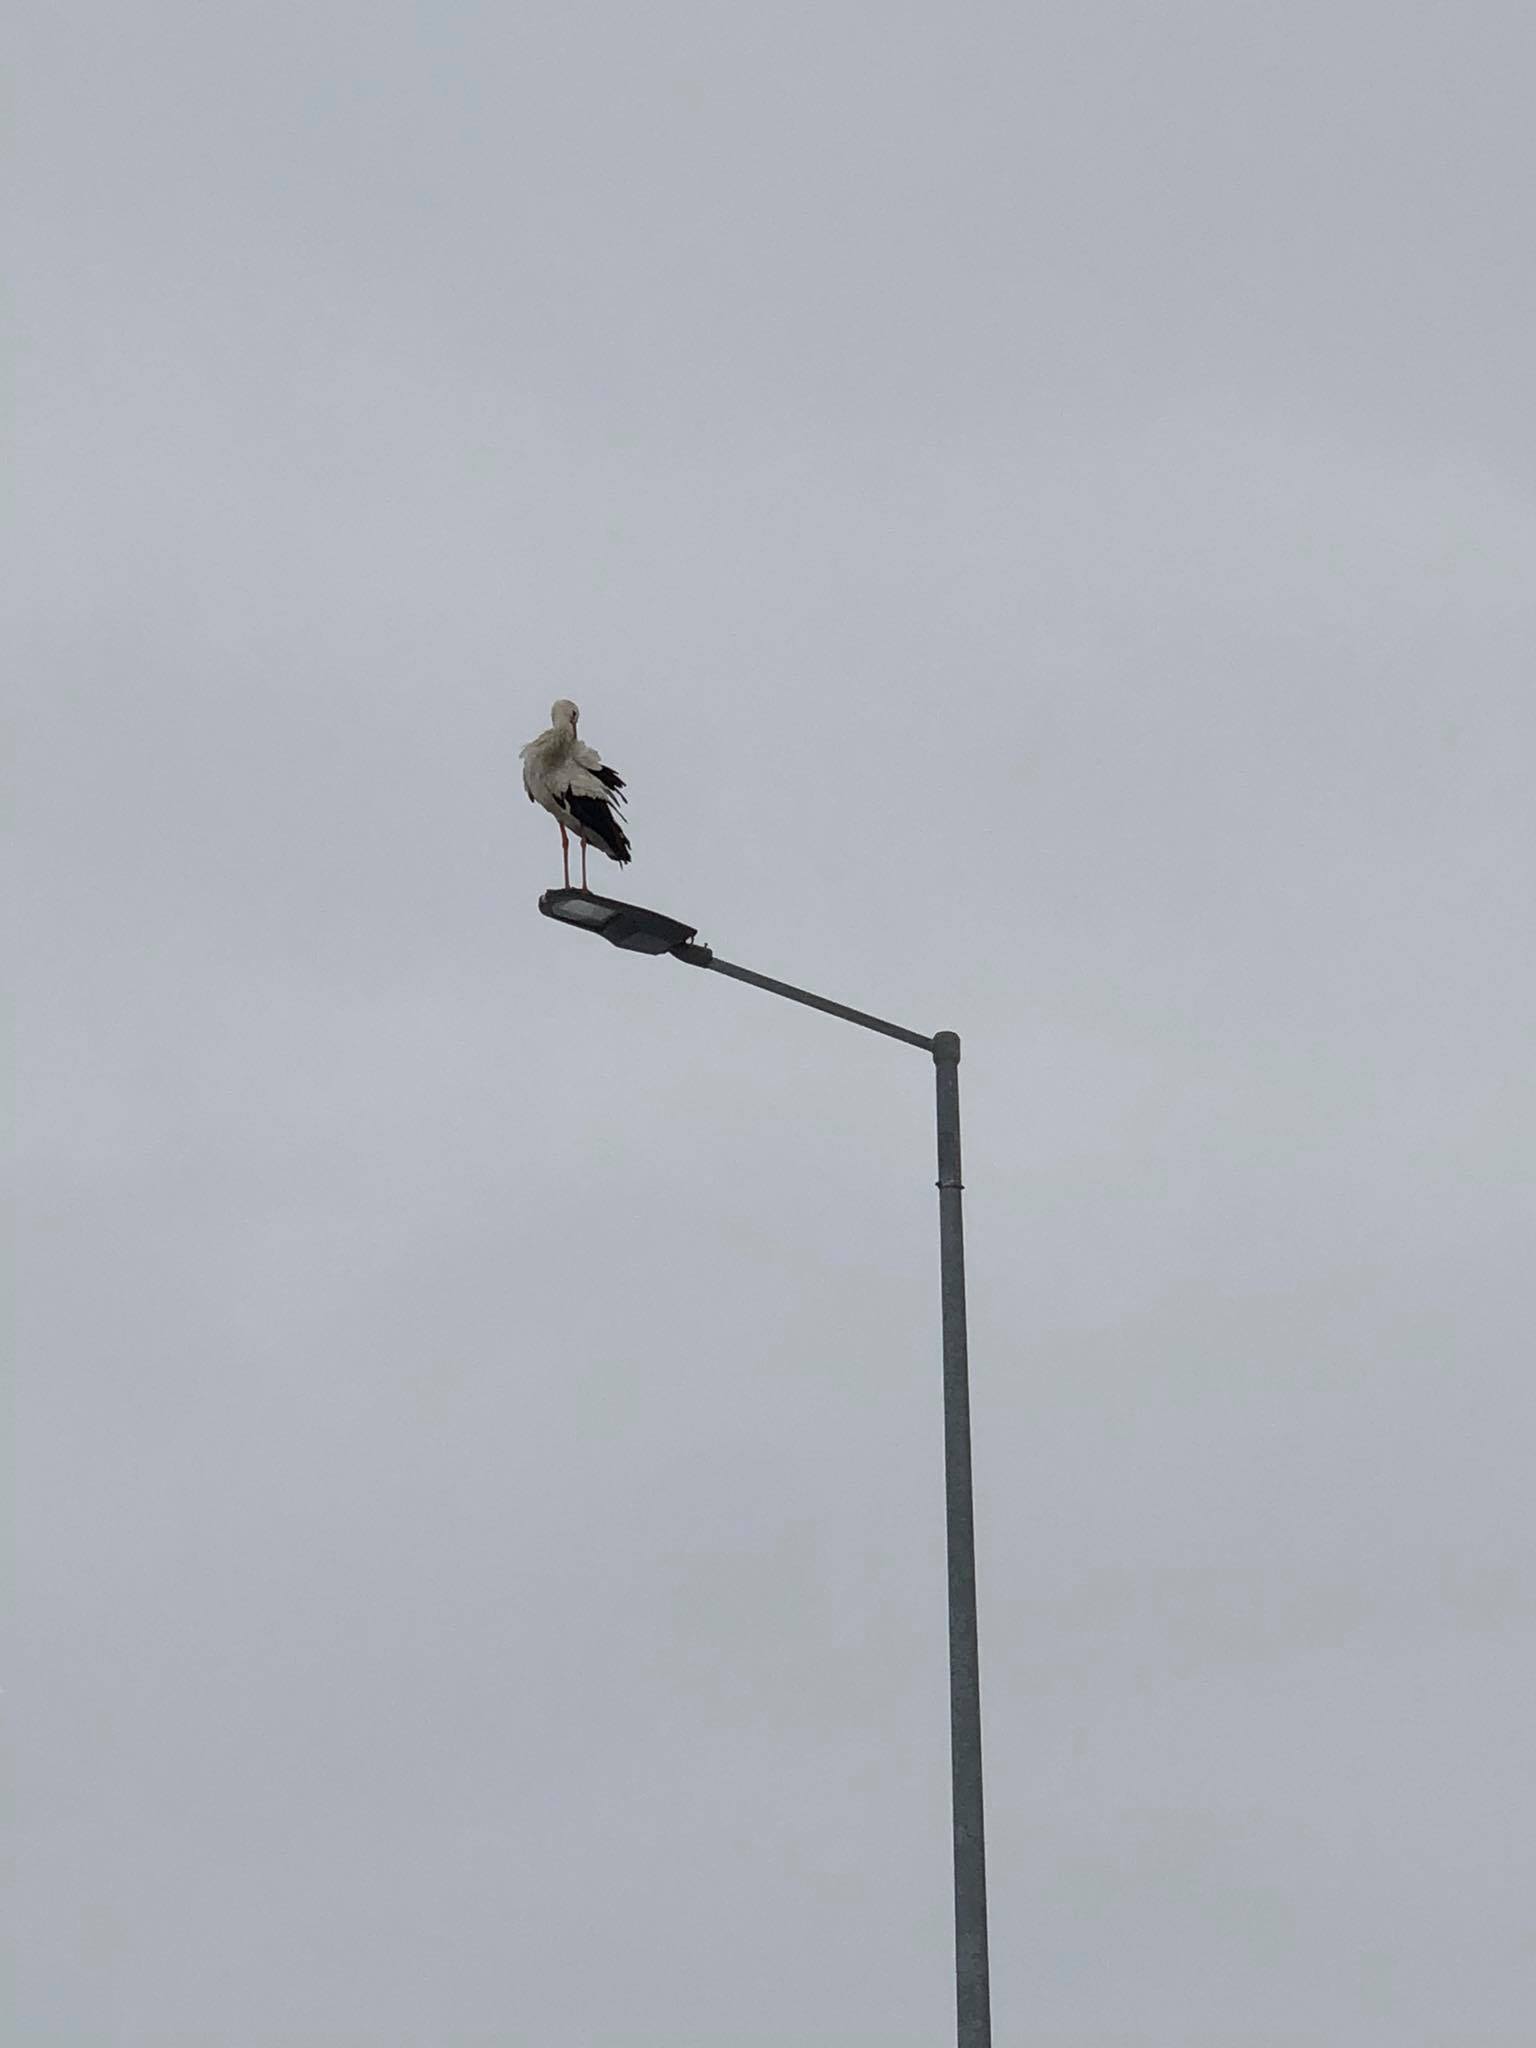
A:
[521,699,631,891]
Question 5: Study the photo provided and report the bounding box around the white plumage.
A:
[521,699,631,891]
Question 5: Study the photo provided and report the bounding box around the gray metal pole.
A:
[675,937,992,2039]
[673,944,934,1051]
[933,1030,991,2047]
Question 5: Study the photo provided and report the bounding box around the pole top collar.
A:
[932,1030,962,1064]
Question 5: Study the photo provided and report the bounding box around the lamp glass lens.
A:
[551,896,617,927]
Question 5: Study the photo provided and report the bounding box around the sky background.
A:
[12,3,1536,2043]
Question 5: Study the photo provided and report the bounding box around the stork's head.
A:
[550,698,579,729]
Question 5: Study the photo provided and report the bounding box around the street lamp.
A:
[538,885,992,2048]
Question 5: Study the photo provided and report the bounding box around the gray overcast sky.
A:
[12,4,1536,2044]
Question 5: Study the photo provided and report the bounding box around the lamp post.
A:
[539,886,992,2048]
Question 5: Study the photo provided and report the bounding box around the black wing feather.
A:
[563,789,632,864]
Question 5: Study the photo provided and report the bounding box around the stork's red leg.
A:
[580,837,589,892]
[559,821,570,889]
